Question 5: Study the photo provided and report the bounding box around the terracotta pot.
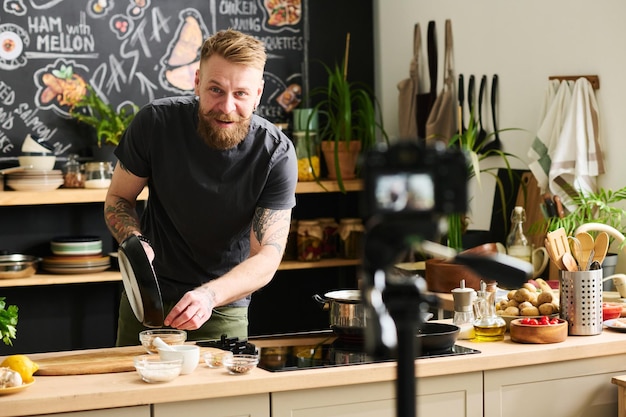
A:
[321,140,361,180]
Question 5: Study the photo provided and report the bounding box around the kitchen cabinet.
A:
[484,353,625,417]
[153,394,269,417]
[271,372,483,417]
[35,406,149,417]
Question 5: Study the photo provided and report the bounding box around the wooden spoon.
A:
[561,252,579,272]
[593,231,609,264]
[568,236,584,267]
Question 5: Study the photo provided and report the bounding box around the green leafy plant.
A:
[305,33,388,192]
[530,186,626,248]
[70,85,138,148]
[445,112,520,250]
[0,297,18,346]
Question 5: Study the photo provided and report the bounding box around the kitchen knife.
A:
[553,195,565,218]
[543,193,557,218]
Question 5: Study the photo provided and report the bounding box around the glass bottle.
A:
[63,154,84,188]
[473,280,506,341]
[506,206,531,262]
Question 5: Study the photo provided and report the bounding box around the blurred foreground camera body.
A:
[360,141,469,357]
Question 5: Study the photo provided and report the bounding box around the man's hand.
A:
[164,287,216,330]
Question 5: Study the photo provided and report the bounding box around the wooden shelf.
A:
[279,258,360,270]
[0,270,123,288]
[0,181,359,206]
[0,258,361,287]
[0,187,149,206]
[295,179,363,194]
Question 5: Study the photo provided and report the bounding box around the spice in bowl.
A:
[133,355,183,383]
[223,354,259,375]
[204,350,234,368]
[139,329,187,354]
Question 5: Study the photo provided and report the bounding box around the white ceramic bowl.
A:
[158,345,200,374]
[133,355,182,383]
[18,155,56,170]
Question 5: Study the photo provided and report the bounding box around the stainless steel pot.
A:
[313,289,365,333]
[0,254,41,279]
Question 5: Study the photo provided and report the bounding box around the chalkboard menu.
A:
[0,0,304,166]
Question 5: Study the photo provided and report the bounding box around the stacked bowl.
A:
[6,169,63,191]
[42,236,110,274]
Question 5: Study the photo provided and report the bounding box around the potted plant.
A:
[532,186,626,240]
[445,111,520,251]
[69,85,138,149]
[305,33,388,192]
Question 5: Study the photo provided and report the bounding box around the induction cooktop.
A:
[249,330,480,372]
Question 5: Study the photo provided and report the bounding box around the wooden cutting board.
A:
[34,345,220,376]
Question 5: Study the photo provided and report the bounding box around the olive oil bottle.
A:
[473,281,506,341]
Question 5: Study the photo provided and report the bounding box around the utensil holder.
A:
[560,269,603,335]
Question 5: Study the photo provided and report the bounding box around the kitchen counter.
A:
[3,327,626,417]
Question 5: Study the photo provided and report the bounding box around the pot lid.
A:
[118,235,164,328]
[324,289,361,303]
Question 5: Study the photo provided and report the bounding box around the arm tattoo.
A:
[252,207,290,255]
[104,198,141,244]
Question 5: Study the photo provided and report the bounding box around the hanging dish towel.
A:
[548,77,604,211]
[527,80,573,193]
[426,19,456,144]
[397,23,422,140]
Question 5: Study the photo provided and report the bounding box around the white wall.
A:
[373,0,626,238]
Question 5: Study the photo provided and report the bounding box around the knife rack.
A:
[549,75,600,90]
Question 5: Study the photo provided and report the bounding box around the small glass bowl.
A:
[203,350,234,368]
[139,329,187,354]
[223,354,259,375]
[133,355,183,383]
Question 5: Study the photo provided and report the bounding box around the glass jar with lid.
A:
[297,219,323,261]
[293,131,320,182]
[317,217,338,258]
[84,161,113,189]
[338,218,365,259]
[63,154,84,188]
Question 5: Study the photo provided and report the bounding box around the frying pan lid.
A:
[118,235,164,328]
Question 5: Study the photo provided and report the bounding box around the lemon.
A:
[1,355,38,383]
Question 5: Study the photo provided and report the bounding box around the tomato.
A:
[539,316,550,325]
[549,317,560,324]
[521,317,539,325]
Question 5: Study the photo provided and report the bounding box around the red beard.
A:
[197,109,251,150]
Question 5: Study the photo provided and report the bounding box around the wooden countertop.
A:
[3,326,626,416]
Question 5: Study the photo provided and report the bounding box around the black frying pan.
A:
[417,322,460,354]
[118,235,164,328]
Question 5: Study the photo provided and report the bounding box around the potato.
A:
[518,301,533,311]
[506,299,520,308]
[539,303,556,315]
[503,306,520,316]
[520,305,540,316]
[537,291,554,305]
[528,292,539,306]
[507,290,516,300]
[514,288,532,303]
[523,282,537,292]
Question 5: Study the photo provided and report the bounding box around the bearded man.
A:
[105,29,297,346]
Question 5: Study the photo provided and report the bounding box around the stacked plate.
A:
[42,236,110,274]
[6,169,63,191]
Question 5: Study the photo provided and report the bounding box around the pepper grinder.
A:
[451,279,476,339]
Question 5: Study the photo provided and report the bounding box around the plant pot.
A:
[321,140,361,180]
[603,252,619,291]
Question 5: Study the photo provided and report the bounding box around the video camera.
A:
[361,140,468,272]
